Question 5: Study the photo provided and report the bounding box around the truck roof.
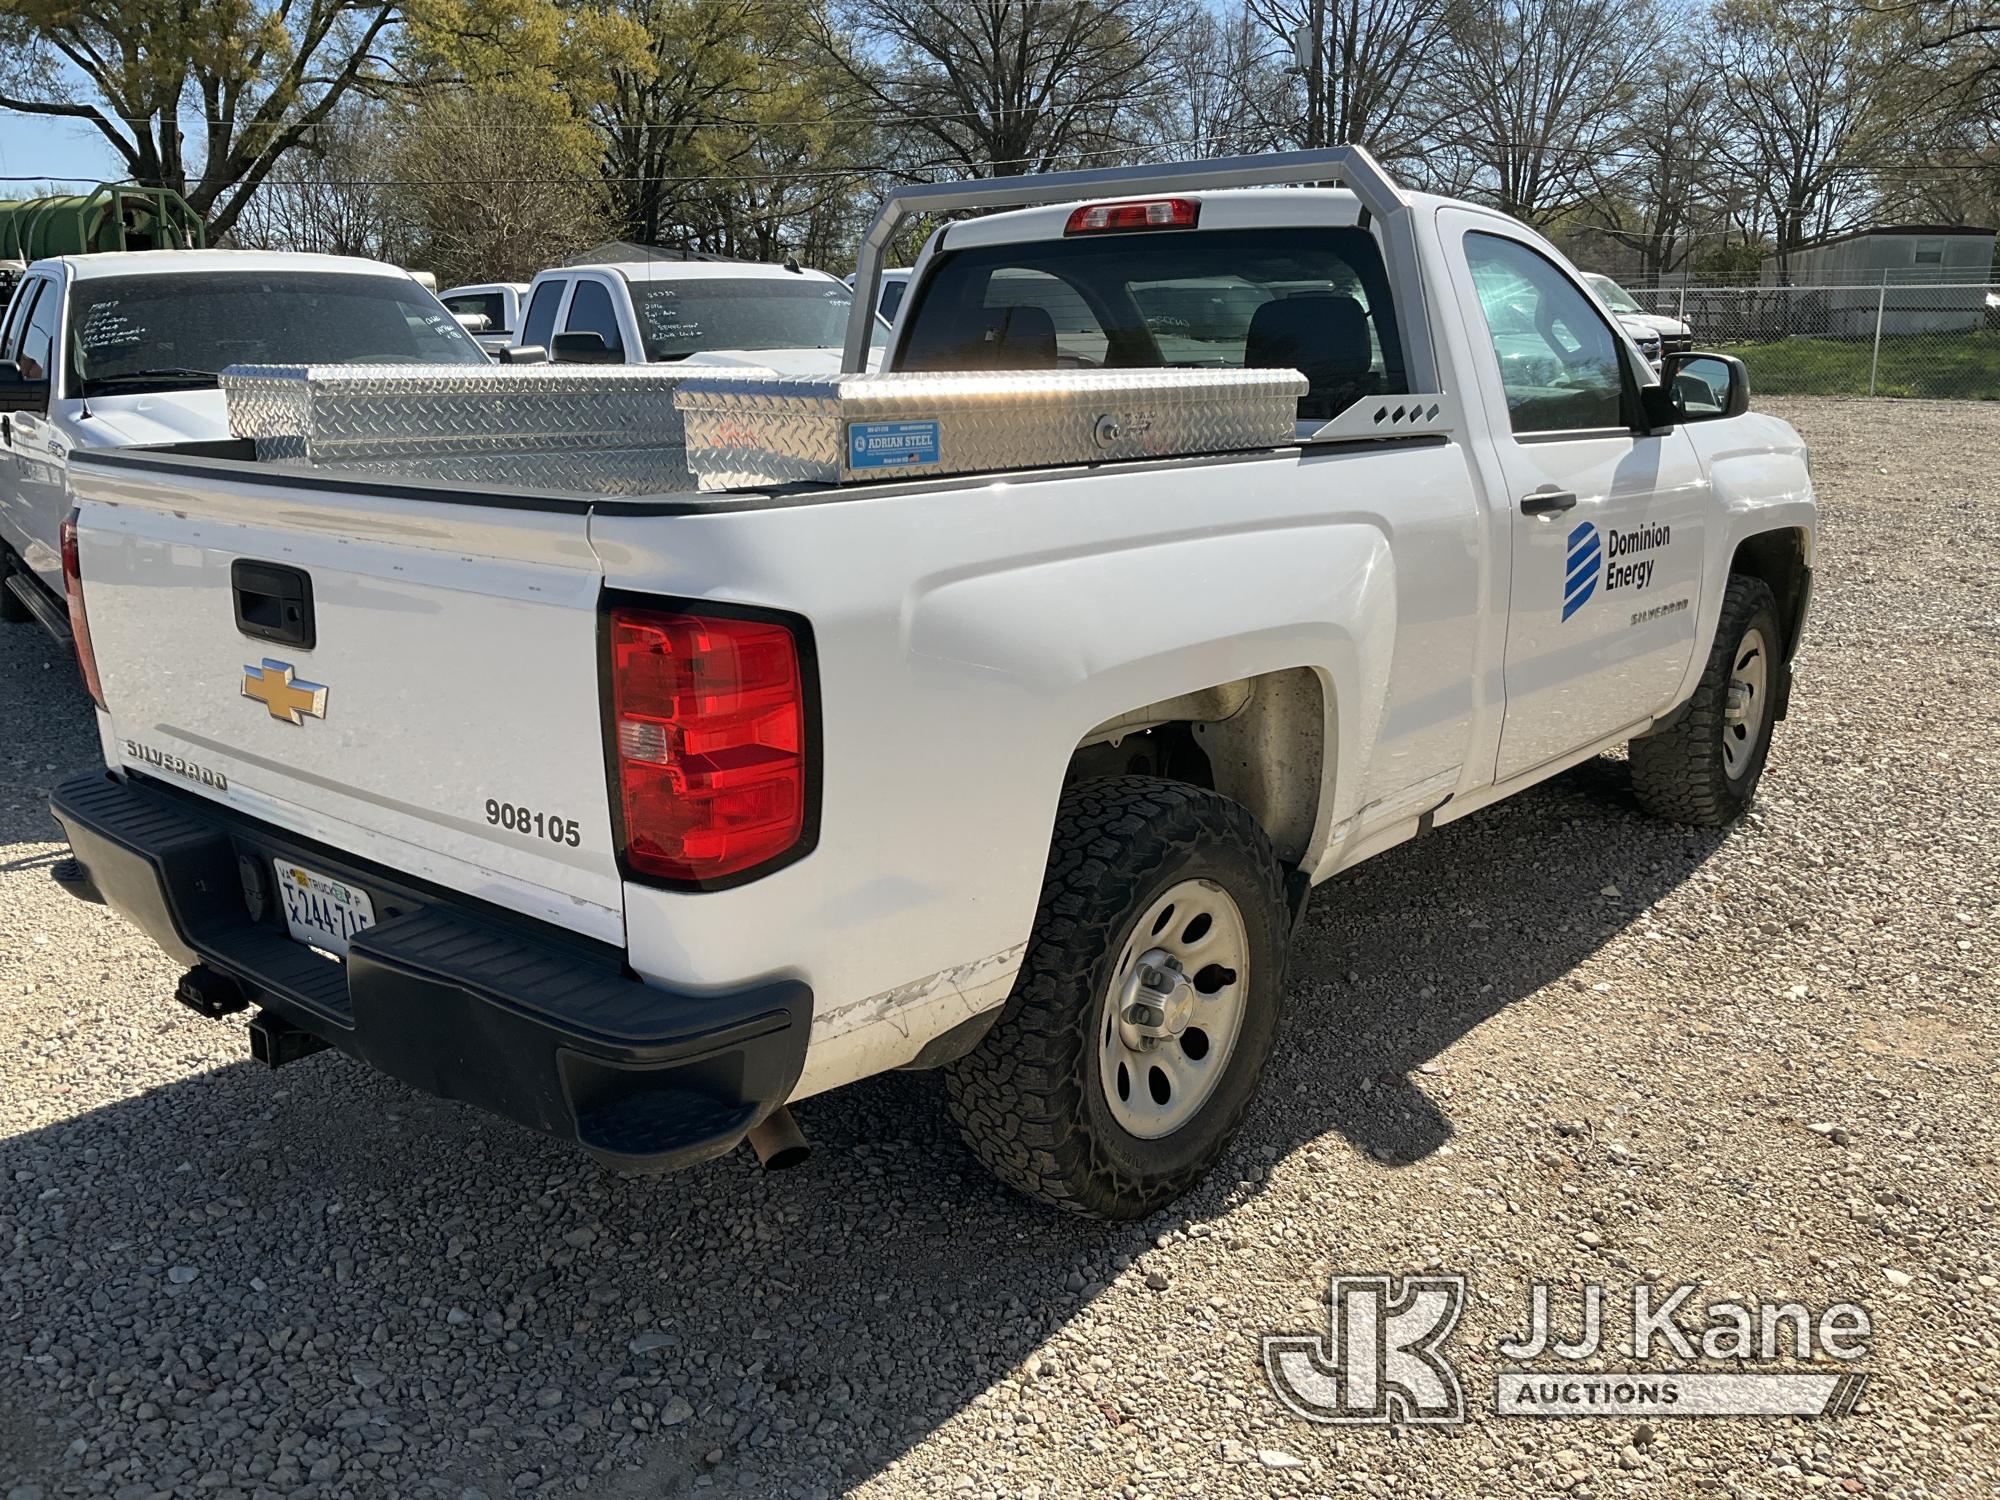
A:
[49,249,428,283]
[562,260,844,286]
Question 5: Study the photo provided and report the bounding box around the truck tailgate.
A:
[69,456,625,946]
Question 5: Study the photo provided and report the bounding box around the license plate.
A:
[272,859,376,959]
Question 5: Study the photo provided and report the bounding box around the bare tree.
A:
[1143,4,1291,159]
[1247,0,1456,162]
[0,0,398,239]
[1709,0,1900,272]
[1586,56,1725,275]
[815,0,1180,177]
[228,100,415,261]
[1437,0,1651,223]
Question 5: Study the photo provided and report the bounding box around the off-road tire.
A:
[944,776,1289,1220]
[1630,574,1782,826]
[0,551,29,624]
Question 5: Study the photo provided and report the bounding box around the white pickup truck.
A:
[515,257,886,372]
[48,150,1813,1219]
[0,250,489,637]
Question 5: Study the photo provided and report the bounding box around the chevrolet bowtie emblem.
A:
[242,659,328,725]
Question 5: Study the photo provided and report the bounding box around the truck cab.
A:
[0,250,490,631]
[515,259,888,373]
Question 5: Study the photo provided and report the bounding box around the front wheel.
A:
[1630,574,1783,826]
[944,777,1290,1220]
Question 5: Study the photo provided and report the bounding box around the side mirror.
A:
[1661,352,1750,421]
[496,344,549,365]
[0,358,49,414]
[550,331,620,365]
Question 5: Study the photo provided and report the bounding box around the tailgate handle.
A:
[232,560,316,650]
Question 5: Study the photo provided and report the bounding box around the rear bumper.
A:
[50,770,811,1174]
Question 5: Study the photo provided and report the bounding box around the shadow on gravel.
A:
[1267,753,1731,1168]
[1,711,1735,1495]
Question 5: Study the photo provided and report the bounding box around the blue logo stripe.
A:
[1561,521,1600,622]
[1566,542,1601,584]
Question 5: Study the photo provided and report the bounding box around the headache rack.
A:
[842,146,1452,444]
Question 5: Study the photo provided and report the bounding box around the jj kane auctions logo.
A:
[1564,520,1672,620]
[1263,1275,1872,1425]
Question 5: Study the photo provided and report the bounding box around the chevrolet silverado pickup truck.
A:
[0,250,489,639]
[47,149,1813,1220]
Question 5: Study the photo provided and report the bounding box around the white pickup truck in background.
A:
[0,250,490,635]
[439,281,530,353]
[48,149,1813,1219]
[516,256,887,372]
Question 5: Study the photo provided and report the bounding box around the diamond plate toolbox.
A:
[673,368,1309,491]
[220,363,694,494]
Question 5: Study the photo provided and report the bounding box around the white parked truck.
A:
[514,257,886,372]
[1584,272,1695,364]
[48,150,1813,1219]
[439,281,531,354]
[0,250,490,637]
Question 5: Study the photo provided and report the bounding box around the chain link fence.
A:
[1626,283,2000,399]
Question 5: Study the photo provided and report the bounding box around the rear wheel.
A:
[1630,574,1782,826]
[944,776,1290,1220]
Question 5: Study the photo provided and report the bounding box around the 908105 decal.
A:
[485,798,582,848]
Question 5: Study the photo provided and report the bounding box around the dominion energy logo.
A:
[1563,520,1671,621]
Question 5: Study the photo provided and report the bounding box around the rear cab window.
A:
[896,225,1407,420]
[444,292,508,328]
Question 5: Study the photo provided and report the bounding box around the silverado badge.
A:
[242,659,328,725]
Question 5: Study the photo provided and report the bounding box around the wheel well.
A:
[1065,668,1326,869]
[1729,529,1810,655]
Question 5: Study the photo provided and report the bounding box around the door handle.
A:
[1520,488,1578,517]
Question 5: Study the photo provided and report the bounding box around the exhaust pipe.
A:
[745,1106,810,1171]
[246,1010,330,1069]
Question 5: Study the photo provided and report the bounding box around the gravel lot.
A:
[2,395,1996,1500]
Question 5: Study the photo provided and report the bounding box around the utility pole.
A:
[1306,0,1327,148]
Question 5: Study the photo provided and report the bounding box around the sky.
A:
[0,114,123,191]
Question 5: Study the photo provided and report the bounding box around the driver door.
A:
[0,276,68,593]
[1441,212,1707,781]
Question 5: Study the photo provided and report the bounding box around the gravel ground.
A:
[2,395,1996,1500]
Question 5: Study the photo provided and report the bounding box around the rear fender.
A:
[908,520,1396,869]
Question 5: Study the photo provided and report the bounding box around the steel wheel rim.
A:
[1722,625,1771,779]
[1097,878,1251,1140]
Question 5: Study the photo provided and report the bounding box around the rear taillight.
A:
[1064,198,1200,235]
[60,511,106,709]
[606,603,812,886]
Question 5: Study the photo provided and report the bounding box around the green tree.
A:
[0,0,397,239]
[387,0,644,280]
[389,91,614,284]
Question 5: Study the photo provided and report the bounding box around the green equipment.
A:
[0,183,204,264]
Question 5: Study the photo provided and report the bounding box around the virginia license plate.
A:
[272,859,376,959]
